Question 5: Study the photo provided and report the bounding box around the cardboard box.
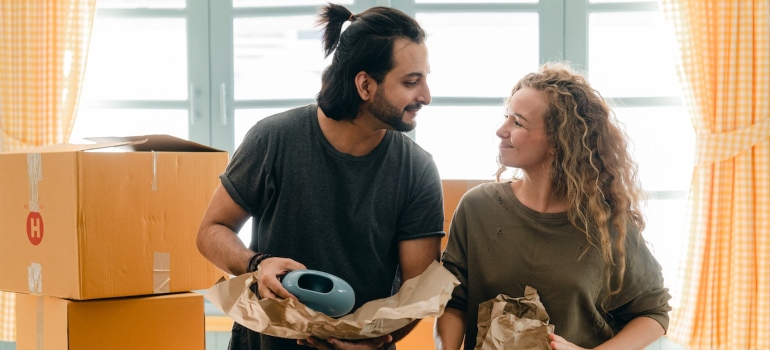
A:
[0,135,228,300]
[15,292,205,350]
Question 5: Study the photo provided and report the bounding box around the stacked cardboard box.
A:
[15,292,206,349]
[0,135,229,349]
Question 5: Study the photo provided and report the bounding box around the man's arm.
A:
[197,184,306,300]
[388,236,442,344]
[196,184,254,276]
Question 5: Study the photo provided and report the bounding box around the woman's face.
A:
[496,87,554,173]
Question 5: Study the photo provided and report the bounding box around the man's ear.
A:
[355,71,375,101]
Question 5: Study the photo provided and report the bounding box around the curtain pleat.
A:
[661,0,770,348]
[0,0,97,342]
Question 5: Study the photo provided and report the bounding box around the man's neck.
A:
[317,107,388,157]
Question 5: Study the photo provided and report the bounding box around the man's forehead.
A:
[390,40,430,76]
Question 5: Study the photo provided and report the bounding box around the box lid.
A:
[2,134,223,154]
[85,134,223,152]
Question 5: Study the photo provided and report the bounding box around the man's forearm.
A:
[380,319,420,349]
[197,224,254,275]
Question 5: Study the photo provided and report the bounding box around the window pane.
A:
[613,106,694,191]
[590,0,653,2]
[234,108,286,150]
[417,0,536,2]
[97,0,185,9]
[643,197,688,306]
[233,16,328,100]
[233,0,352,7]
[69,109,189,142]
[588,12,681,97]
[82,18,188,100]
[416,106,502,180]
[418,13,539,97]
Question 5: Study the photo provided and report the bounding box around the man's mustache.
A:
[404,103,423,111]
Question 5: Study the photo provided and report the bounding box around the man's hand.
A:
[297,335,393,350]
[256,257,306,300]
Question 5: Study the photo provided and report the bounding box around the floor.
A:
[1,335,688,350]
[202,333,687,350]
[1,293,688,350]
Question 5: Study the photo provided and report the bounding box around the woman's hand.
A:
[297,334,393,350]
[549,333,589,350]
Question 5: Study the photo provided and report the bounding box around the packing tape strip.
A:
[153,251,170,293]
[28,263,43,350]
[27,153,42,212]
[152,150,158,191]
[36,296,44,350]
[28,263,42,294]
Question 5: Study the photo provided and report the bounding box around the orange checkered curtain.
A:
[0,0,96,342]
[661,0,770,349]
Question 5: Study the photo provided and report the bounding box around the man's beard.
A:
[367,90,420,132]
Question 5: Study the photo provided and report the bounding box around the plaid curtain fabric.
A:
[661,0,770,349]
[0,0,96,341]
[0,293,13,342]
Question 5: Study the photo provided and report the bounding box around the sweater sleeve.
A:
[607,237,672,334]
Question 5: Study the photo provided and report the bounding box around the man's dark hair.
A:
[315,3,426,121]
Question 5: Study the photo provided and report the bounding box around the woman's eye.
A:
[505,115,522,127]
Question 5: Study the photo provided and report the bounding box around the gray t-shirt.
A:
[221,104,445,350]
[442,182,671,349]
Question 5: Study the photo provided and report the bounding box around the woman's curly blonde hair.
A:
[497,62,646,300]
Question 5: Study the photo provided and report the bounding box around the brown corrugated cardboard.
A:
[15,292,205,350]
[0,135,228,300]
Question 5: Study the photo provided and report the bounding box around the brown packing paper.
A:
[475,286,555,350]
[205,260,459,340]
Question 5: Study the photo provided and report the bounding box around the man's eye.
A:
[404,81,417,87]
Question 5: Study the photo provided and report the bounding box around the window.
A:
[73,0,692,304]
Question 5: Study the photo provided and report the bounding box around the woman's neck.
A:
[510,177,568,213]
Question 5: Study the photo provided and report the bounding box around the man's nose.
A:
[418,84,432,105]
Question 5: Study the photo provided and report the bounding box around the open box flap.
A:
[84,134,223,152]
[2,140,136,154]
[3,134,222,154]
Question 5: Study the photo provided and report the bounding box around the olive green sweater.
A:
[442,182,671,349]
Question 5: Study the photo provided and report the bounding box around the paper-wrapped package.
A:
[205,260,459,340]
[475,286,555,350]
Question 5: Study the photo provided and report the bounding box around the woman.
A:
[434,62,671,350]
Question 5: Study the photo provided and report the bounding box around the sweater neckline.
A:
[499,181,569,222]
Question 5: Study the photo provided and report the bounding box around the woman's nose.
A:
[496,124,508,139]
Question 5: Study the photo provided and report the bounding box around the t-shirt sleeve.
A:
[607,237,672,333]
[395,158,445,240]
[442,196,470,312]
[219,123,273,216]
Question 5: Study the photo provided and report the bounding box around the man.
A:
[196,4,444,350]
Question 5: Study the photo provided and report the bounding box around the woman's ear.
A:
[355,71,375,101]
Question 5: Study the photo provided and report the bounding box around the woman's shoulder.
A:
[459,181,508,205]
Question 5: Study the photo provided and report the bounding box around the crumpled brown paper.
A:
[474,286,555,350]
[205,260,459,340]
